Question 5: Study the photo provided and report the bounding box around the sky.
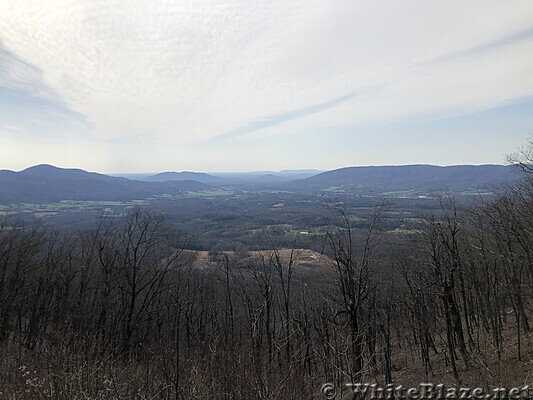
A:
[0,1,532,173]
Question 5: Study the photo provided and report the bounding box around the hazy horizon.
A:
[0,161,519,176]
[1,1,533,172]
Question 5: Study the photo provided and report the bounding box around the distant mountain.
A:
[278,169,323,176]
[278,172,321,180]
[145,171,225,185]
[254,174,287,183]
[0,164,521,204]
[0,165,210,204]
[109,173,155,181]
[288,165,520,193]
[210,170,322,185]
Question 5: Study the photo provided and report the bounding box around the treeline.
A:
[0,175,532,399]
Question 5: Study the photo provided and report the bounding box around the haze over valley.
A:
[0,162,522,250]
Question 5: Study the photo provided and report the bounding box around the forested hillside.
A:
[0,165,209,203]
[289,164,519,192]
[0,160,531,399]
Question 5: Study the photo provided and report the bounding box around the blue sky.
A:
[0,1,532,173]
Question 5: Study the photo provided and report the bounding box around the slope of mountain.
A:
[109,173,155,180]
[145,171,224,184]
[0,165,210,204]
[253,174,287,184]
[210,170,322,184]
[288,164,520,192]
[0,164,522,205]
[277,169,323,179]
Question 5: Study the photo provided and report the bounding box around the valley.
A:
[0,164,515,250]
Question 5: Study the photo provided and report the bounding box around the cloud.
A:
[0,44,58,102]
[0,0,532,144]
[216,88,376,140]
[3,124,24,131]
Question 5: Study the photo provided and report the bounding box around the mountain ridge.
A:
[0,164,522,204]
[0,165,210,204]
[288,164,519,192]
[145,171,224,184]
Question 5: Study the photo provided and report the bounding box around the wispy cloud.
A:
[217,89,377,140]
[0,44,57,102]
[3,124,24,131]
[425,25,533,65]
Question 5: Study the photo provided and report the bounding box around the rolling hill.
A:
[0,165,210,204]
[288,164,520,192]
[145,171,225,185]
[0,164,522,205]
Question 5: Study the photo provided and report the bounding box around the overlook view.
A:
[1,1,533,399]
